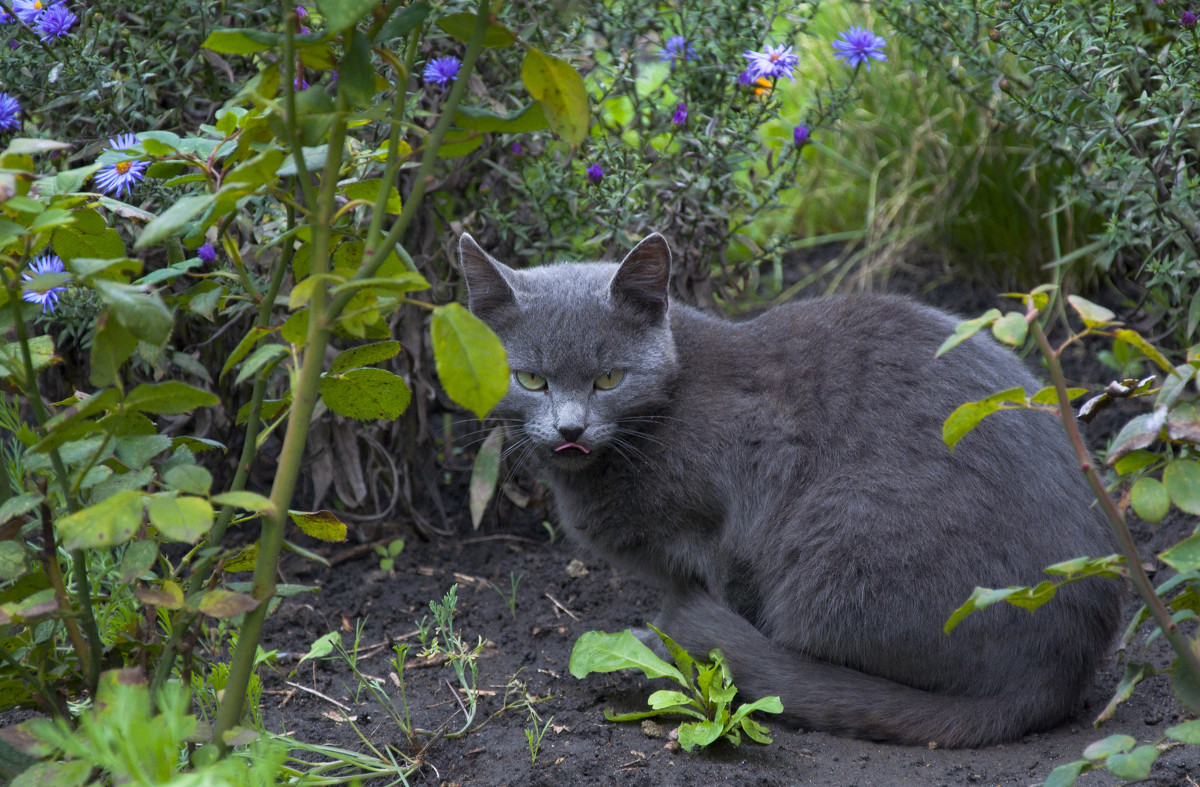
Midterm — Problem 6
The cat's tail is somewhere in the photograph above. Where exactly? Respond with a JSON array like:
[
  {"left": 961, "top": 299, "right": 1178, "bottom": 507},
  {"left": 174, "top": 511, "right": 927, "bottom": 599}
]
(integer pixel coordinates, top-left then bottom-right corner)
[{"left": 659, "top": 593, "right": 1080, "bottom": 748}]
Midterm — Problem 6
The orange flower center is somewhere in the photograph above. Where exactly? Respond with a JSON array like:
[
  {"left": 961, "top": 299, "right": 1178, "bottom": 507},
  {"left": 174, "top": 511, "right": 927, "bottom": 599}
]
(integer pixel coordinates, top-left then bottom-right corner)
[
  {"left": 753, "top": 77, "right": 773, "bottom": 97},
  {"left": 34, "top": 1, "right": 43, "bottom": 9},
  {"left": 115, "top": 161, "right": 132, "bottom": 174}
]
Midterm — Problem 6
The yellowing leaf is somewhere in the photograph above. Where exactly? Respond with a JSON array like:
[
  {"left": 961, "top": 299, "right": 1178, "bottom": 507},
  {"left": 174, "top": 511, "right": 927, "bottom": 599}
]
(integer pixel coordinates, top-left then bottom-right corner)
[
  {"left": 521, "top": 48, "right": 589, "bottom": 146},
  {"left": 288, "top": 509, "right": 348, "bottom": 542}
]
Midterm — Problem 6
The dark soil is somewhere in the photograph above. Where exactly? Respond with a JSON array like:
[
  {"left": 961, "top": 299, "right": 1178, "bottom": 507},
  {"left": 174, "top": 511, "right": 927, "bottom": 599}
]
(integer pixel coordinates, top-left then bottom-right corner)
[{"left": 260, "top": 508, "right": 1197, "bottom": 787}]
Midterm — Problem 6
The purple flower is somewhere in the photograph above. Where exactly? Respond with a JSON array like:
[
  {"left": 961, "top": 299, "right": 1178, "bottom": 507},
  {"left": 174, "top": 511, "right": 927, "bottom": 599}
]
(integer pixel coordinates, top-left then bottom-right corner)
[
  {"left": 660, "top": 35, "right": 696, "bottom": 63},
  {"left": 0, "top": 9, "right": 11, "bottom": 23},
  {"left": 13, "top": 0, "right": 51, "bottom": 25},
  {"left": 832, "top": 26, "right": 888, "bottom": 71},
  {"left": 743, "top": 44, "right": 799, "bottom": 81},
  {"left": 671, "top": 102, "right": 687, "bottom": 126},
  {"left": 1182, "top": 11, "right": 1198, "bottom": 27},
  {"left": 585, "top": 163, "right": 603, "bottom": 183},
  {"left": 293, "top": 75, "right": 309, "bottom": 91},
  {"left": 35, "top": 2, "right": 74, "bottom": 40},
  {"left": 0, "top": 93, "right": 21, "bottom": 132},
  {"left": 197, "top": 243, "right": 217, "bottom": 264},
  {"left": 510, "top": 141, "right": 523, "bottom": 156},
  {"left": 423, "top": 56, "right": 461, "bottom": 89},
  {"left": 296, "top": 5, "right": 308, "bottom": 17},
  {"left": 21, "top": 254, "right": 70, "bottom": 314},
  {"left": 108, "top": 133, "right": 139, "bottom": 151},
  {"left": 793, "top": 124, "right": 810, "bottom": 146},
  {"left": 93, "top": 134, "right": 148, "bottom": 198}
]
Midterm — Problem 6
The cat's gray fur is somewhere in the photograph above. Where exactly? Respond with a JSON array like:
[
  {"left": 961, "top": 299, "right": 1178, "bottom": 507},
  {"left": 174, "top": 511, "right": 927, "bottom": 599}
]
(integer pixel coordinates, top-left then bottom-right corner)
[{"left": 458, "top": 232, "right": 1122, "bottom": 748}]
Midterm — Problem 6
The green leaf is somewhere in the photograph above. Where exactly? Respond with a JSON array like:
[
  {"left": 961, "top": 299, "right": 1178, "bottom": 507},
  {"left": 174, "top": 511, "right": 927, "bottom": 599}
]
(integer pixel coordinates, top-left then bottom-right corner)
[
  {"left": 9, "top": 759, "right": 92, "bottom": 787},
  {"left": 0, "top": 541, "right": 27, "bottom": 581},
  {"left": 89, "top": 314, "right": 137, "bottom": 387},
  {"left": 380, "top": 1, "right": 429, "bottom": 38},
  {"left": 1165, "top": 718, "right": 1200, "bottom": 744},
  {"left": 163, "top": 464, "right": 214, "bottom": 496},
  {"left": 318, "top": 367, "right": 411, "bottom": 420},
  {"left": 646, "top": 689, "right": 699, "bottom": 712},
  {"left": 125, "top": 381, "right": 219, "bottom": 414},
  {"left": 135, "top": 194, "right": 216, "bottom": 249},
  {"left": 288, "top": 509, "right": 348, "bottom": 542},
  {"left": 1104, "top": 745, "right": 1158, "bottom": 780},
  {"left": 1163, "top": 459, "right": 1200, "bottom": 515},
  {"left": 942, "top": 387, "right": 1026, "bottom": 450},
  {"left": 147, "top": 494, "right": 215, "bottom": 543},
  {"left": 935, "top": 309, "right": 1001, "bottom": 357},
  {"left": 678, "top": 719, "right": 725, "bottom": 751},
  {"left": 134, "top": 579, "right": 185, "bottom": 609},
  {"left": 469, "top": 427, "right": 503, "bottom": 529},
  {"left": 436, "top": 129, "right": 484, "bottom": 159},
  {"left": 338, "top": 28, "right": 376, "bottom": 108},
  {"left": 0, "top": 492, "right": 44, "bottom": 524},
  {"left": 3, "top": 138, "right": 71, "bottom": 156},
  {"left": 1042, "top": 760, "right": 1088, "bottom": 787},
  {"left": 1130, "top": 476, "right": 1170, "bottom": 523},
  {"left": 211, "top": 491, "right": 274, "bottom": 513},
  {"left": 29, "top": 208, "right": 75, "bottom": 232},
  {"left": 454, "top": 103, "right": 549, "bottom": 133},
  {"left": 220, "top": 327, "right": 276, "bottom": 380},
  {"left": 119, "top": 539, "right": 158, "bottom": 582},
  {"left": 192, "top": 588, "right": 261, "bottom": 619},
  {"left": 93, "top": 280, "right": 174, "bottom": 344},
  {"left": 298, "top": 631, "right": 341, "bottom": 667},
  {"left": 1082, "top": 734, "right": 1136, "bottom": 760},
  {"left": 436, "top": 13, "right": 515, "bottom": 46},
  {"left": 330, "top": 339, "right": 401, "bottom": 374},
  {"left": 1093, "top": 662, "right": 1152, "bottom": 724},
  {"left": 52, "top": 225, "right": 126, "bottom": 263},
  {"left": 568, "top": 629, "right": 685, "bottom": 684},
  {"left": 115, "top": 434, "right": 172, "bottom": 469},
  {"left": 521, "top": 48, "right": 589, "bottom": 146},
  {"left": 316, "top": 0, "right": 378, "bottom": 30},
  {"left": 67, "top": 256, "right": 142, "bottom": 283},
  {"left": 1113, "top": 449, "right": 1159, "bottom": 476},
  {"left": 1112, "top": 329, "right": 1173, "bottom": 373},
  {"left": 1067, "top": 295, "right": 1117, "bottom": 328},
  {"left": 431, "top": 303, "right": 509, "bottom": 419},
  {"left": 341, "top": 179, "right": 403, "bottom": 214},
  {"left": 1161, "top": 534, "right": 1200, "bottom": 574},
  {"left": 0, "top": 334, "right": 56, "bottom": 384},
  {"left": 1030, "top": 386, "right": 1087, "bottom": 405},
  {"left": 233, "top": 343, "right": 289, "bottom": 387},
  {"left": 201, "top": 29, "right": 281, "bottom": 55},
  {"left": 58, "top": 489, "right": 144, "bottom": 550},
  {"left": 991, "top": 309, "right": 1027, "bottom": 343}
]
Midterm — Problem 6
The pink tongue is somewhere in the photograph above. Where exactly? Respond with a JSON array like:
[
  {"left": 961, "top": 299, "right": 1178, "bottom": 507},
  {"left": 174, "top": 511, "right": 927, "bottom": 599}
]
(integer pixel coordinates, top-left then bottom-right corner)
[{"left": 554, "top": 442, "right": 590, "bottom": 454}]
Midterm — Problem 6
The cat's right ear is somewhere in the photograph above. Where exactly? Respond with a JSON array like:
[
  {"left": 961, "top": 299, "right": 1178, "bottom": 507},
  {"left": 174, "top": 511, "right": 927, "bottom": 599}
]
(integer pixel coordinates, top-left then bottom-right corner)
[
  {"left": 458, "top": 233, "right": 517, "bottom": 323},
  {"left": 610, "top": 233, "right": 671, "bottom": 322}
]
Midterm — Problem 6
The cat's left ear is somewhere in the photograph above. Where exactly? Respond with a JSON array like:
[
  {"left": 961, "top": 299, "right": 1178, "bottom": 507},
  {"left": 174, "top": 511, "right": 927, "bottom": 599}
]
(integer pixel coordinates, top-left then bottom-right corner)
[{"left": 610, "top": 233, "right": 671, "bottom": 321}]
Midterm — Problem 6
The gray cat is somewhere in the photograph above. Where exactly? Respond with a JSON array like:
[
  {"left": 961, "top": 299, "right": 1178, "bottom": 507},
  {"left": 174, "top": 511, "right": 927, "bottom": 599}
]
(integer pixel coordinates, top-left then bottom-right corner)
[{"left": 458, "top": 231, "right": 1122, "bottom": 747}]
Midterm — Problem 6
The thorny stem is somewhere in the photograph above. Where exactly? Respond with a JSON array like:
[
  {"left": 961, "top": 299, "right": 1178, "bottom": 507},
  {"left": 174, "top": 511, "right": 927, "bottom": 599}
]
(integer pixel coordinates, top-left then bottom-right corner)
[{"left": 1031, "top": 319, "right": 1200, "bottom": 696}]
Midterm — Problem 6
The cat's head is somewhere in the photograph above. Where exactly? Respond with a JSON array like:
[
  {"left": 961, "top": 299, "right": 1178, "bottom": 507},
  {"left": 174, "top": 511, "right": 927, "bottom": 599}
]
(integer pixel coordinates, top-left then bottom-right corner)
[{"left": 458, "top": 233, "right": 678, "bottom": 471}]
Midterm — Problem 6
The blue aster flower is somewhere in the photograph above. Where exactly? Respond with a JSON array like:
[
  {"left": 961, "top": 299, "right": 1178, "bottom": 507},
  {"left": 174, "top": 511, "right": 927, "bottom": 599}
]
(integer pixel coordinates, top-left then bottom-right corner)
[
  {"left": 585, "top": 163, "right": 603, "bottom": 183},
  {"left": 0, "top": 9, "right": 12, "bottom": 23},
  {"left": 423, "top": 56, "right": 461, "bottom": 89},
  {"left": 0, "top": 93, "right": 21, "bottom": 132},
  {"left": 793, "top": 124, "right": 810, "bottom": 146},
  {"left": 93, "top": 134, "right": 149, "bottom": 198},
  {"left": 35, "top": 2, "right": 75, "bottom": 40},
  {"left": 21, "top": 254, "right": 70, "bottom": 314},
  {"left": 197, "top": 243, "right": 217, "bottom": 264},
  {"left": 671, "top": 102, "right": 687, "bottom": 126},
  {"left": 660, "top": 35, "right": 696, "bottom": 64},
  {"left": 13, "top": 0, "right": 53, "bottom": 25},
  {"left": 743, "top": 43, "right": 799, "bottom": 81},
  {"left": 832, "top": 26, "right": 888, "bottom": 71}
]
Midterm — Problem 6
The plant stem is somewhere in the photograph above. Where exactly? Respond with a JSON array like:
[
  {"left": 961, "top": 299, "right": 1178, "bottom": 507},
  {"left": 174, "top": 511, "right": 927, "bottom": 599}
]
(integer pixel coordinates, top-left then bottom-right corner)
[
  {"left": 1031, "top": 319, "right": 1200, "bottom": 696},
  {"left": 211, "top": 55, "right": 351, "bottom": 752}
]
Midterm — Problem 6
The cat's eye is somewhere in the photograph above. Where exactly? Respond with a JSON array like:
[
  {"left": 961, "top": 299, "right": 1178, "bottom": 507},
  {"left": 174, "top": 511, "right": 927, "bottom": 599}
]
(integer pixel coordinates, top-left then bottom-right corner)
[
  {"left": 515, "top": 370, "right": 547, "bottom": 391},
  {"left": 594, "top": 368, "right": 626, "bottom": 390}
]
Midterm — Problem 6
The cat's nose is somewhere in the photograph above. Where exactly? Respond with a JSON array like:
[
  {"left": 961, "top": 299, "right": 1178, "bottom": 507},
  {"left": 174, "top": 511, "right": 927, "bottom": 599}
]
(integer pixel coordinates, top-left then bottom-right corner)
[{"left": 558, "top": 426, "right": 584, "bottom": 443}]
